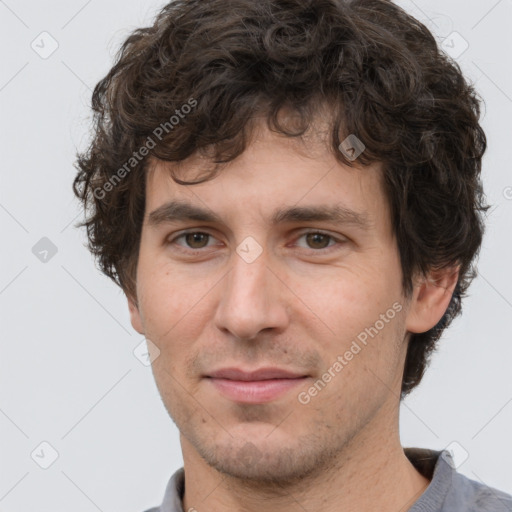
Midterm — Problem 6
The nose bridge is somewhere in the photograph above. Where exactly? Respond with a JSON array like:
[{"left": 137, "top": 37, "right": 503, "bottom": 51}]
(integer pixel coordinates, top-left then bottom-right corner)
[{"left": 214, "top": 244, "right": 288, "bottom": 340}]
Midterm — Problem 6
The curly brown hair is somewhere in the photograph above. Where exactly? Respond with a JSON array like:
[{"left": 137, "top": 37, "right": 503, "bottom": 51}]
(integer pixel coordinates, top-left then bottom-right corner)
[{"left": 73, "top": 0, "right": 489, "bottom": 398}]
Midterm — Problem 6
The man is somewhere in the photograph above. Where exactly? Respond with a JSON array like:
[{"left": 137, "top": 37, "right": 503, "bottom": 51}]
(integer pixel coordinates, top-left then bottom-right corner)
[{"left": 73, "top": 0, "right": 512, "bottom": 510}]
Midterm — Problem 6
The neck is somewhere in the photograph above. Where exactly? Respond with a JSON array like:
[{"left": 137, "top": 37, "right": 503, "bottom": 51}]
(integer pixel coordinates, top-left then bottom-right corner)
[{"left": 180, "top": 403, "right": 430, "bottom": 512}]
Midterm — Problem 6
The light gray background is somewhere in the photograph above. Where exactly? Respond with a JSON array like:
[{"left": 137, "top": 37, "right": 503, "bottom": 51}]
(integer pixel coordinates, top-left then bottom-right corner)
[{"left": 1, "top": 0, "right": 511, "bottom": 510}]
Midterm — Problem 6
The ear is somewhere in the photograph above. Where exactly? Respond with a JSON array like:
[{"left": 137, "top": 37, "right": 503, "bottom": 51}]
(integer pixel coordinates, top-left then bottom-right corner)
[
  {"left": 127, "top": 294, "right": 145, "bottom": 335},
  {"left": 405, "top": 265, "right": 460, "bottom": 334}
]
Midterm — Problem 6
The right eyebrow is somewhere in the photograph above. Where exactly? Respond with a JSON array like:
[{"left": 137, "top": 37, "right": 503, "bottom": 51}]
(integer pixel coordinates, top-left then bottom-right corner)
[{"left": 148, "top": 200, "right": 222, "bottom": 226}]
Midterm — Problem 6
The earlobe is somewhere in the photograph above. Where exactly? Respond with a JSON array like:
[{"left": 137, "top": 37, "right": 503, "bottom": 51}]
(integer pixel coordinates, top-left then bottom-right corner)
[
  {"left": 127, "top": 295, "right": 145, "bottom": 335},
  {"left": 405, "top": 265, "right": 460, "bottom": 334}
]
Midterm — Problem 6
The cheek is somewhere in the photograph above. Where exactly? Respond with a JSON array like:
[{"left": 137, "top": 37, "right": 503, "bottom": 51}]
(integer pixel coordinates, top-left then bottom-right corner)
[
  {"left": 137, "top": 264, "right": 188, "bottom": 339},
  {"left": 294, "top": 270, "right": 385, "bottom": 334},
  {"left": 137, "top": 261, "right": 217, "bottom": 358},
  {"left": 296, "top": 267, "right": 405, "bottom": 371}
]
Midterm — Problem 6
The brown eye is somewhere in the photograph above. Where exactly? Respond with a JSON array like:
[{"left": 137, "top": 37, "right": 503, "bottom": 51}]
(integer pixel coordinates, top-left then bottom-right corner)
[
  {"left": 183, "top": 232, "right": 210, "bottom": 249},
  {"left": 293, "top": 230, "right": 347, "bottom": 254},
  {"left": 304, "top": 232, "right": 333, "bottom": 249}
]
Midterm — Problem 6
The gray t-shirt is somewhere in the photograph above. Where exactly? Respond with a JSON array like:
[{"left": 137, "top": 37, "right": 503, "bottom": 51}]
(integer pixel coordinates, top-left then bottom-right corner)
[{"left": 144, "top": 448, "right": 512, "bottom": 511}]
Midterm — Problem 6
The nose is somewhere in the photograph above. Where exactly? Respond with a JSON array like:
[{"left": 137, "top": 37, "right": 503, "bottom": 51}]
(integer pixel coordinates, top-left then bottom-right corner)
[{"left": 213, "top": 247, "right": 289, "bottom": 341}]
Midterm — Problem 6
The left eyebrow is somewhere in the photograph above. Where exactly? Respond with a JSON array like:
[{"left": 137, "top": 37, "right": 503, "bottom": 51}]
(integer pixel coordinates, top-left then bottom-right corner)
[
  {"left": 147, "top": 199, "right": 371, "bottom": 230},
  {"left": 270, "top": 205, "right": 371, "bottom": 230}
]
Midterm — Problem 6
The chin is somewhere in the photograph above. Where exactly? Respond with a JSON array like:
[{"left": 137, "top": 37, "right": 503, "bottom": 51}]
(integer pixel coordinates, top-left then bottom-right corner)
[{"left": 193, "top": 435, "right": 337, "bottom": 486}]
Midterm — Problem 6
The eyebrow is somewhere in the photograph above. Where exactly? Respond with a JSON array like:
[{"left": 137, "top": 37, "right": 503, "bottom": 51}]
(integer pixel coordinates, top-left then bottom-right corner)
[{"left": 147, "top": 199, "right": 371, "bottom": 230}]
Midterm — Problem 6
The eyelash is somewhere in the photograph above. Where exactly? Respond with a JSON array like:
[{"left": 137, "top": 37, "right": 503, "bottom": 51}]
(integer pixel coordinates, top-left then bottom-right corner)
[{"left": 167, "top": 230, "right": 346, "bottom": 255}]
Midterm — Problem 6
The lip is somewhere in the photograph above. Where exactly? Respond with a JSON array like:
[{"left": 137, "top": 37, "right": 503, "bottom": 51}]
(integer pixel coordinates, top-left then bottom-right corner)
[
  {"left": 205, "top": 367, "right": 309, "bottom": 404},
  {"left": 207, "top": 367, "right": 307, "bottom": 381}
]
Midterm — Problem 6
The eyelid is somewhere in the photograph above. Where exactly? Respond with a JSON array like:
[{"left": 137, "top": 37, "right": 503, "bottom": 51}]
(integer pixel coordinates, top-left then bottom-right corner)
[
  {"left": 167, "top": 229, "right": 221, "bottom": 249},
  {"left": 291, "top": 229, "right": 347, "bottom": 251}
]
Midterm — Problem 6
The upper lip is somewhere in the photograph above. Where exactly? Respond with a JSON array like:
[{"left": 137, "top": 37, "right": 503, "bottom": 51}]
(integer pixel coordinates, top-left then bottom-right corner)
[{"left": 206, "top": 367, "right": 308, "bottom": 381}]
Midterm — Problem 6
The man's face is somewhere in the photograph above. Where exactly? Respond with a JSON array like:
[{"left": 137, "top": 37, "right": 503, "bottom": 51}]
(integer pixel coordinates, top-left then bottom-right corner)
[{"left": 130, "top": 124, "right": 413, "bottom": 483}]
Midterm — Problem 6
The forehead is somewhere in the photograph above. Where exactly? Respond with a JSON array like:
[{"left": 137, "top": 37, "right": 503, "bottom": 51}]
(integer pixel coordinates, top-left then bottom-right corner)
[{"left": 144, "top": 123, "right": 389, "bottom": 232}]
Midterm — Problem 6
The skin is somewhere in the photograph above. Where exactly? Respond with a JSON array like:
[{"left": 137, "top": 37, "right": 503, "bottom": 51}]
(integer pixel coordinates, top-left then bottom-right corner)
[{"left": 128, "top": 120, "right": 459, "bottom": 512}]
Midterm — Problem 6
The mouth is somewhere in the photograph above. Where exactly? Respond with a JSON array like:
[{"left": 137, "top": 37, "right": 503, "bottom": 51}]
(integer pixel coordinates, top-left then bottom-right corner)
[{"left": 204, "top": 367, "right": 310, "bottom": 404}]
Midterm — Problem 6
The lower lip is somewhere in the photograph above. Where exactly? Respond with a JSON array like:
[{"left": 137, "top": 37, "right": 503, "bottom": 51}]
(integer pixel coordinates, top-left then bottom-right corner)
[{"left": 207, "top": 377, "right": 308, "bottom": 403}]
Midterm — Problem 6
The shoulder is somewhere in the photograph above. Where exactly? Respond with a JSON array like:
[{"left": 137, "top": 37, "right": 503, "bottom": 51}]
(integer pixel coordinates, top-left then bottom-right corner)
[
  {"left": 444, "top": 470, "right": 512, "bottom": 511},
  {"left": 139, "top": 467, "right": 185, "bottom": 512},
  {"left": 405, "top": 447, "right": 512, "bottom": 512}
]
